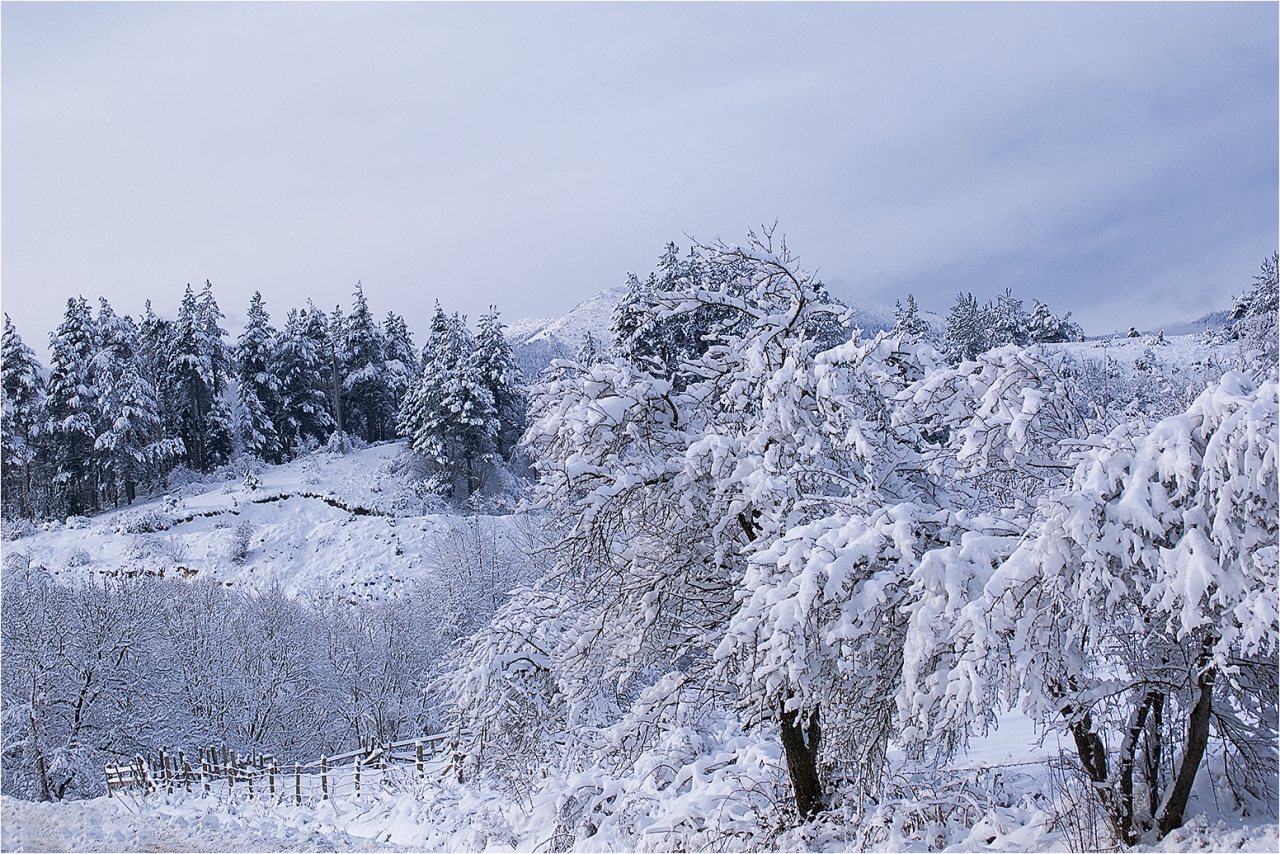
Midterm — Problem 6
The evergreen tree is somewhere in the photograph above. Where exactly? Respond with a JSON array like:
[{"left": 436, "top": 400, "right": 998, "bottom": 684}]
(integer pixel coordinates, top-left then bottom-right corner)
[
  {"left": 382, "top": 311, "right": 420, "bottom": 418},
  {"left": 1229, "top": 251, "right": 1279, "bottom": 381},
  {"left": 576, "top": 331, "right": 602, "bottom": 366},
  {"left": 892, "top": 293, "right": 930, "bottom": 343},
  {"left": 235, "top": 292, "right": 284, "bottom": 463},
  {"left": 473, "top": 306, "right": 526, "bottom": 460},
  {"left": 985, "top": 288, "right": 1029, "bottom": 347},
  {"left": 136, "top": 300, "right": 179, "bottom": 450},
  {"left": 2, "top": 314, "right": 46, "bottom": 519},
  {"left": 398, "top": 310, "right": 496, "bottom": 501},
  {"left": 92, "top": 299, "right": 179, "bottom": 505},
  {"left": 942, "top": 292, "right": 986, "bottom": 364},
  {"left": 1027, "top": 299, "right": 1083, "bottom": 344},
  {"left": 275, "top": 307, "right": 336, "bottom": 455},
  {"left": 341, "top": 283, "right": 394, "bottom": 443},
  {"left": 171, "top": 283, "right": 233, "bottom": 472},
  {"left": 44, "top": 297, "right": 100, "bottom": 515}
]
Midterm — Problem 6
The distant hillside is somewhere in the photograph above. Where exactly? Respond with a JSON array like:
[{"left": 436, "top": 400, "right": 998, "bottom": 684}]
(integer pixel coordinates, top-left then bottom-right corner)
[{"left": 1155, "top": 308, "right": 1232, "bottom": 337}]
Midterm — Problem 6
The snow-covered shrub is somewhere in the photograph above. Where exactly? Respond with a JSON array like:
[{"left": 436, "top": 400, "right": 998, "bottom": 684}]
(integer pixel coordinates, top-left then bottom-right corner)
[
  {"left": 1, "top": 516, "right": 35, "bottom": 541},
  {"left": 63, "top": 548, "right": 91, "bottom": 568},
  {"left": 64, "top": 515, "right": 91, "bottom": 530},
  {"left": 166, "top": 465, "right": 204, "bottom": 490},
  {"left": 113, "top": 506, "right": 172, "bottom": 534},
  {"left": 226, "top": 517, "right": 253, "bottom": 564}
]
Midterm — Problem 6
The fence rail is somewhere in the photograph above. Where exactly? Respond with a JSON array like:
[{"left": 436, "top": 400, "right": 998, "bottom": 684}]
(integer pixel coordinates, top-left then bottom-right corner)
[{"left": 105, "top": 732, "right": 465, "bottom": 804}]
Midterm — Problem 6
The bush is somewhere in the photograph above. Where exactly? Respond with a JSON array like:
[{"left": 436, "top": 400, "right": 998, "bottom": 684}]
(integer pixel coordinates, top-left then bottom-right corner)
[
  {"left": 227, "top": 517, "right": 253, "bottom": 565},
  {"left": 113, "top": 506, "right": 173, "bottom": 534}
]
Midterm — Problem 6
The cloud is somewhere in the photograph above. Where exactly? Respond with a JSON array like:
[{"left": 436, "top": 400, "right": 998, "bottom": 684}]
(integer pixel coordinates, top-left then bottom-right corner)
[{"left": 2, "top": 3, "right": 1275, "bottom": 354}]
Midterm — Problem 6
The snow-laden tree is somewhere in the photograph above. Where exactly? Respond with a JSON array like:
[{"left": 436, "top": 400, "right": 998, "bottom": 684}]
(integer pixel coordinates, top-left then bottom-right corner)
[
  {"left": 235, "top": 292, "right": 284, "bottom": 463},
  {"left": 473, "top": 306, "right": 525, "bottom": 460},
  {"left": 901, "top": 372, "right": 1279, "bottom": 841},
  {"left": 44, "top": 297, "right": 100, "bottom": 516},
  {"left": 275, "top": 306, "right": 336, "bottom": 455},
  {"left": 92, "top": 299, "right": 181, "bottom": 505},
  {"left": 1228, "top": 251, "right": 1278, "bottom": 382},
  {"left": 985, "top": 288, "right": 1029, "bottom": 348},
  {"left": 2, "top": 314, "right": 46, "bottom": 519},
  {"left": 171, "top": 283, "right": 233, "bottom": 472},
  {"left": 398, "top": 306, "right": 497, "bottom": 501},
  {"left": 892, "top": 293, "right": 931, "bottom": 344},
  {"left": 942, "top": 292, "right": 986, "bottom": 364},
  {"left": 341, "top": 283, "right": 395, "bottom": 443},
  {"left": 382, "top": 310, "right": 420, "bottom": 419},
  {"left": 575, "top": 331, "right": 603, "bottom": 366},
  {"left": 1, "top": 570, "right": 179, "bottom": 800},
  {"left": 1028, "top": 298, "right": 1083, "bottom": 344},
  {"left": 458, "top": 229, "right": 862, "bottom": 817},
  {"left": 894, "top": 344, "right": 1093, "bottom": 512}
]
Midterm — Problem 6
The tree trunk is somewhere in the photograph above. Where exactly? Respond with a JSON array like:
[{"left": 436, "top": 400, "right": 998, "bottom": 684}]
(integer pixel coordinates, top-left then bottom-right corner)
[
  {"left": 1145, "top": 693, "right": 1164, "bottom": 821},
  {"left": 1158, "top": 660, "right": 1215, "bottom": 837},
  {"left": 1119, "top": 690, "right": 1160, "bottom": 843},
  {"left": 779, "top": 696, "right": 824, "bottom": 820}
]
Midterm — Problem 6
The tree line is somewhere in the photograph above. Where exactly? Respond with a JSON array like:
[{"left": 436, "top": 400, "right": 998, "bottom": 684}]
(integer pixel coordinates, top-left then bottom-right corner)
[{"left": 1, "top": 281, "right": 525, "bottom": 521}]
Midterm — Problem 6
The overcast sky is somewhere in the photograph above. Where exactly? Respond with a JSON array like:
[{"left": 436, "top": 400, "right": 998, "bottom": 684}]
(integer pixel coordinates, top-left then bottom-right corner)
[{"left": 3, "top": 2, "right": 1276, "bottom": 356}]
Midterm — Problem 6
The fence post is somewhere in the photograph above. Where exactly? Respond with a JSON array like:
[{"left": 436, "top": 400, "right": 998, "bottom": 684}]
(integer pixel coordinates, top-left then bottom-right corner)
[
  {"left": 354, "top": 757, "right": 361, "bottom": 798},
  {"left": 269, "top": 758, "right": 276, "bottom": 797},
  {"left": 321, "top": 756, "right": 329, "bottom": 800},
  {"left": 228, "top": 751, "right": 236, "bottom": 791},
  {"left": 181, "top": 753, "right": 192, "bottom": 793},
  {"left": 247, "top": 757, "right": 254, "bottom": 799},
  {"left": 416, "top": 742, "right": 424, "bottom": 777},
  {"left": 295, "top": 763, "right": 302, "bottom": 806}
]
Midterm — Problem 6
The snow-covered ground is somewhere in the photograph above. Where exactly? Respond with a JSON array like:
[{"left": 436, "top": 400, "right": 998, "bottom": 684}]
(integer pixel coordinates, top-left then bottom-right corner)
[{"left": 3, "top": 440, "right": 529, "bottom": 598}]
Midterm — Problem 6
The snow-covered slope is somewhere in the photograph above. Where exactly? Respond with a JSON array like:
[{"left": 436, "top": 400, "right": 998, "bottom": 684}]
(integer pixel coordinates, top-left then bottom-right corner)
[{"left": 3, "top": 441, "right": 526, "bottom": 598}]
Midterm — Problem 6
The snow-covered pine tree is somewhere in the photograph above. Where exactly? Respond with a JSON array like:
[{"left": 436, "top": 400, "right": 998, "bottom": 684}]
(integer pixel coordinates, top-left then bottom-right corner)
[
  {"left": 892, "top": 293, "right": 931, "bottom": 343},
  {"left": 984, "top": 287, "right": 1029, "bottom": 347},
  {"left": 473, "top": 306, "right": 526, "bottom": 460},
  {"left": 1027, "top": 298, "right": 1083, "bottom": 343},
  {"left": 382, "top": 310, "right": 420, "bottom": 419},
  {"left": 575, "top": 331, "right": 602, "bottom": 366},
  {"left": 1229, "top": 251, "right": 1279, "bottom": 381},
  {"left": 136, "top": 301, "right": 179, "bottom": 452},
  {"left": 942, "top": 291, "right": 986, "bottom": 364},
  {"left": 44, "top": 297, "right": 100, "bottom": 516},
  {"left": 275, "top": 307, "right": 336, "bottom": 455},
  {"left": 92, "top": 299, "right": 180, "bottom": 506},
  {"left": 341, "top": 283, "right": 394, "bottom": 443},
  {"left": 398, "top": 308, "right": 496, "bottom": 501},
  {"left": 171, "top": 283, "right": 233, "bottom": 472},
  {"left": 2, "top": 314, "right": 46, "bottom": 519},
  {"left": 234, "top": 292, "right": 284, "bottom": 463}
]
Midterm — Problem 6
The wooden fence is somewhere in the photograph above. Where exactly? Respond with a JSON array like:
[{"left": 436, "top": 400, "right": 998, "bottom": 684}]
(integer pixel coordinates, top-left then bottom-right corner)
[{"left": 105, "top": 732, "right": 464, "bottom": 804}]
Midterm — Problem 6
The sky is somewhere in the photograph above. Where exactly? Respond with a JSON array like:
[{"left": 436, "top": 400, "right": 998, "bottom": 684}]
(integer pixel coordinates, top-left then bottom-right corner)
[{"left": 3, "top": 2, "right": 1276, "bottom": 357}]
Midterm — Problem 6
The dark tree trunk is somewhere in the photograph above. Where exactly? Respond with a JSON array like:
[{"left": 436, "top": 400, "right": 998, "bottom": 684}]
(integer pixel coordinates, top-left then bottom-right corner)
[
  {"left": 1145, "top": 693, "right": 1164, "bottom": 820},
  {"left": 1119, "top": 690, "right": 1161, "bottom": 843},
  {"left": 779, "top": 697, "right": 824, "bottom": 820},
  {"left": 1159, "top": 662, "right": 1215, "bottom": 837},
  {"left": 1071, "top": 711, "right": 1108, "bottom": 784}
]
